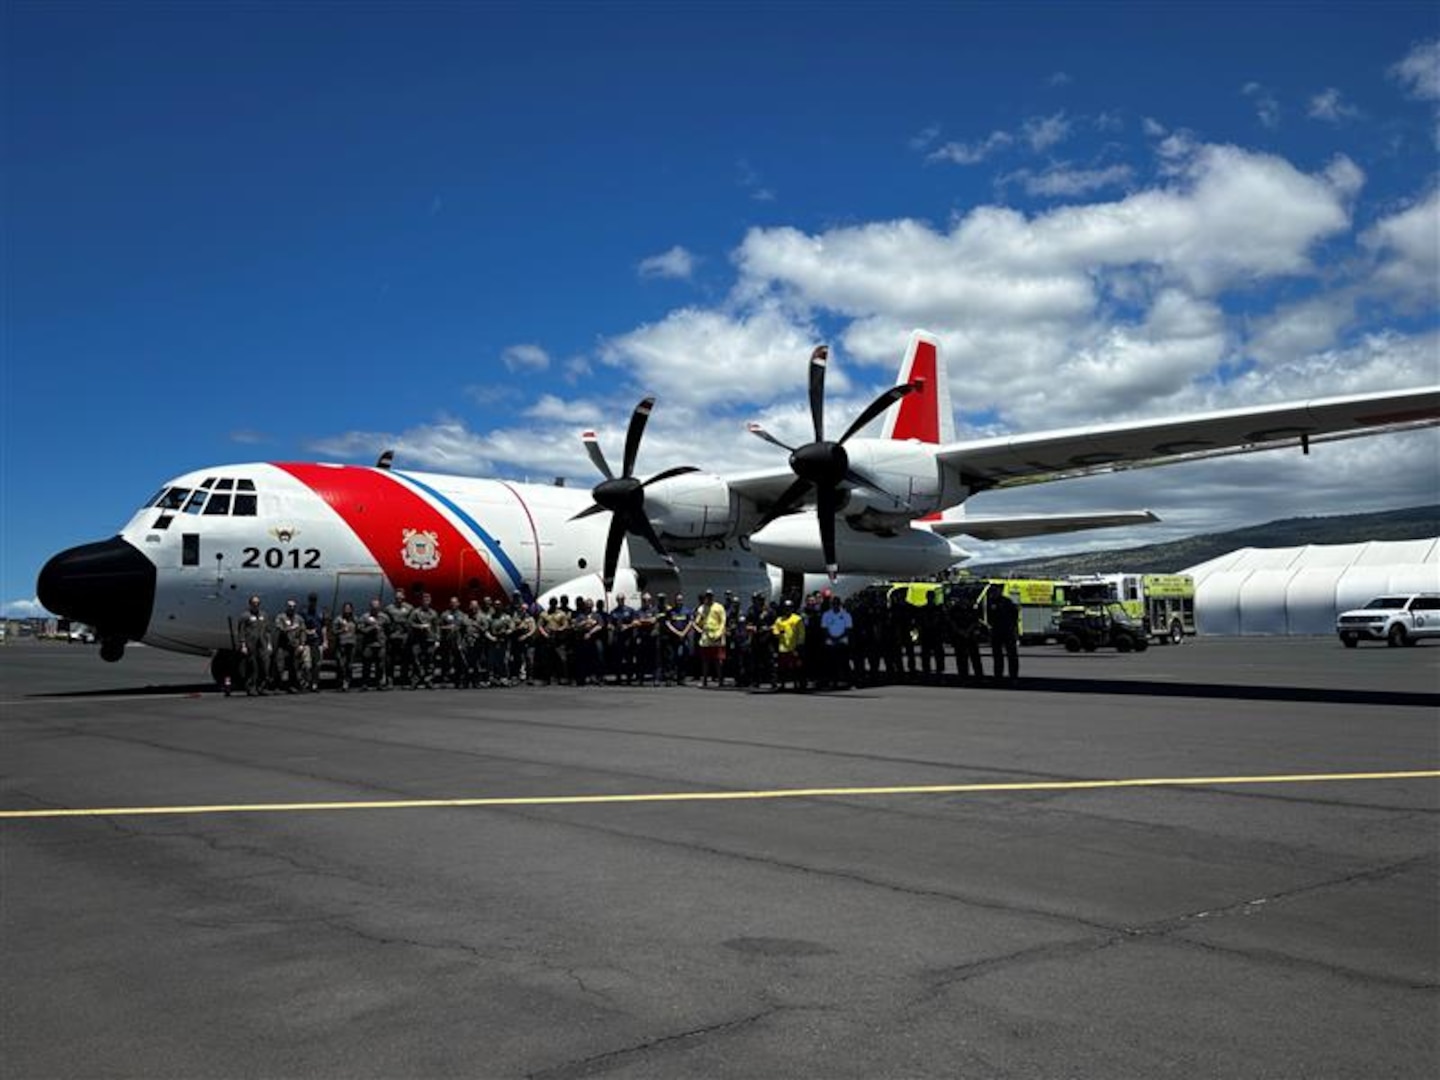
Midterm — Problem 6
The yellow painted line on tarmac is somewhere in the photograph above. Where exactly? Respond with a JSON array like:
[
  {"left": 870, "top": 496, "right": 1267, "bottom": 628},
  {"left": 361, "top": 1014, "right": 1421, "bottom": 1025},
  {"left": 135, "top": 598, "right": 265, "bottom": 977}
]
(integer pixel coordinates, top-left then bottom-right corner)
[{"left": 2, "top": 770, "right": 1437, "bottom": 821}]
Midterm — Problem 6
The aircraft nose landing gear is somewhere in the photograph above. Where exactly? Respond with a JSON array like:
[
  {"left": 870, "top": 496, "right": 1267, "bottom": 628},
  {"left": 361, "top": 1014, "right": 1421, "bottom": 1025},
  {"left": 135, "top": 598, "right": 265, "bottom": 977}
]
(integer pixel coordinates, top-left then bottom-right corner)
[{"left": 99, "top": 637, "right": 126, "bottom": 663}]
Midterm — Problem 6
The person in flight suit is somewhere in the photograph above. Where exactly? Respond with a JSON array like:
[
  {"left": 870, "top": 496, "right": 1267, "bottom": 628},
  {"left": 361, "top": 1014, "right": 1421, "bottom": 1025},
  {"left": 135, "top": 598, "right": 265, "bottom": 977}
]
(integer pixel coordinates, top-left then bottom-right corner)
[
  {"left": 537, "top": 597, "right": 571, "bottom": 685},
  {"left": 383, "top": 590, "right": 413, "bottom": 689},
  {"left": 236, "top": 595, "right": 270, "bottom": 696},
  {"left": 661, "top": 595, "right": 691, "bottom": 685},
  {"left": 271, "top": 598, "right": 305, "bottom": 693},
  {"left": 438, "top": 596, "right": 467, "bottom": 687},
  {"left": 513, "top": 600, "right": 539, "bottom": 684},
  {"left": 949, "top": 589, "right": 985, "bottom": 684},
  {"left": 408, "top": 592, "right": 439, "bottom": 689},
  {"left": 332, "top": 601, "right": 358, "bottom": 691},
  {"left": 357, "top": 598, "right": 388, "bottom": 690},
  {"left": 488, "top": 597, "right": 515, "bottom": 686}
]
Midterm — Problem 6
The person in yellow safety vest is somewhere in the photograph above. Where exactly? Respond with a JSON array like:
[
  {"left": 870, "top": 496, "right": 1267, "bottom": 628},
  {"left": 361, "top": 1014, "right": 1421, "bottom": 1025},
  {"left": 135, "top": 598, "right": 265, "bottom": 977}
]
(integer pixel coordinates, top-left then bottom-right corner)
[{"left": 772, "top": 599, "right": 807, "bottom": 692}]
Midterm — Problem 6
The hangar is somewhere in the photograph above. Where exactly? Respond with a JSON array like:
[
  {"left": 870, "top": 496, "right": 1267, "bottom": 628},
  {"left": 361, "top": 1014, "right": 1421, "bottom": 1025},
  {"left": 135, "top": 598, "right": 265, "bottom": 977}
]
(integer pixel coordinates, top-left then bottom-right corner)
[{"left": 1185, "top": 538, "right": 1440, "bottom": 636}]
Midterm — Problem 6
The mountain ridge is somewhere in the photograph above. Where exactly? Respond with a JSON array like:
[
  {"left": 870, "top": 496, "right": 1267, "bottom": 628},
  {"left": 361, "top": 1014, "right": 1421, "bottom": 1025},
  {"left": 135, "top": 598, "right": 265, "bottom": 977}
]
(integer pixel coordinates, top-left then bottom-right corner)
[{"left": 964, "top": 505, "right": 1439, "bottom": 578}]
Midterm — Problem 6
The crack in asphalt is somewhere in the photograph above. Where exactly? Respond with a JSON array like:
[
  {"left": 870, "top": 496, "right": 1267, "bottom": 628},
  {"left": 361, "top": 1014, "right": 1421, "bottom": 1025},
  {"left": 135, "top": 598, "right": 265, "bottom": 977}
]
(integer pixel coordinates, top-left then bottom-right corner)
[{"left": 524, "top": 1006, "right": 787, "bottom": 1080}]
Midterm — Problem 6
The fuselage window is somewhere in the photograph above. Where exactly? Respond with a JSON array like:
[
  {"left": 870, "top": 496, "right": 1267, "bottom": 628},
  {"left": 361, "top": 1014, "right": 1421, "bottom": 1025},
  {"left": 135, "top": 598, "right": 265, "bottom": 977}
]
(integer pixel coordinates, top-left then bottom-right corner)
[
  {"left": 153, "top": 513, "right": 174, "bottom": 530},
  {"left": 183, "top": 491, "right": 207, "bottom": 514},
  {"left": 237, "top": 478, "right": 256, "bottom": 491},
  {"left": 216, "top": 478, "right": 234, "bottom": 490},
  {"left": 232, "top": 494, "right": 258, "bottom": 516},
  {"left": 182, "top": 533, "right": 200, "bottom": 566},
  {"left": 203, "top": 493, "right": 231, "bottom": 515},
  {"left": 158, "top": 487, "right": 191, "bottom": 511}
]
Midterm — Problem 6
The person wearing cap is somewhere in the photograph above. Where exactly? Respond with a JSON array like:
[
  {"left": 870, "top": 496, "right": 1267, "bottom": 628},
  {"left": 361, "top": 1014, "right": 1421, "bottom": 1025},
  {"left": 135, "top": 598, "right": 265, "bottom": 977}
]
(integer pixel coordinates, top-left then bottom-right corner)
[
  {"left": 692, "top": 589, "right": 727, "bottom": 687},
  {"left": 772, "top": 599, "right": 807, "bottom": 692},
  {"left": 661, "top": 593, "right": 691, "bottom": 684},
  {"left": 820, "top": 594, "right": 854, "bottom": 690},
  {"left": 633, "top": 592, "right": 659, "bottom": 685},
  {"left": 747, "top": 591, "right": 776, "bottom": 689},
  {"left": 609, "top": 592, "right": 636, "bottom": 684}
]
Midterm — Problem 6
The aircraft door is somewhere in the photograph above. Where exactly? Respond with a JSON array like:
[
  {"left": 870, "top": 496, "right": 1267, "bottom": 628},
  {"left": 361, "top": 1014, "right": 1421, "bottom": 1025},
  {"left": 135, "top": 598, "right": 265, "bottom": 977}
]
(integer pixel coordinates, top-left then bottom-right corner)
[{"left": 331, "top": 571, "right": 387, "bottom": 617}]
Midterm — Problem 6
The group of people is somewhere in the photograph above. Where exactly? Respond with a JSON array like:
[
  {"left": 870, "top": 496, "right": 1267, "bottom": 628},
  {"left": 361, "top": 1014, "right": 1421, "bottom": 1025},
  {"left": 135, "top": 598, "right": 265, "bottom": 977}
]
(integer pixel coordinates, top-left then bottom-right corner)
[{"left": 227, "top": 584, "right": 1021, "bottom": 696}]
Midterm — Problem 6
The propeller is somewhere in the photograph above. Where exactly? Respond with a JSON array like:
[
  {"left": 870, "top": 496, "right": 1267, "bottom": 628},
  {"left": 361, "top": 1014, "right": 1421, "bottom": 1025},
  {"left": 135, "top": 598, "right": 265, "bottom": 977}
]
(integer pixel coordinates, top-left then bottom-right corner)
[
  {"left": 748, "top": 345, "right": 921, "bottom": 578},
  {"left": 571, "top": 397, "right": 699, "bottom": 592}
]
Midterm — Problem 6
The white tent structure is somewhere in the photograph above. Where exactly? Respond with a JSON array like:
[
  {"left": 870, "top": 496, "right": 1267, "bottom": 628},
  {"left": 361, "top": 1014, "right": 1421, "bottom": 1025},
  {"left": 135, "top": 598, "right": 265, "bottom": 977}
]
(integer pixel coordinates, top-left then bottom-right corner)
[{"left": 1185, "top": 538, "right": 1440, "bottom": 636}]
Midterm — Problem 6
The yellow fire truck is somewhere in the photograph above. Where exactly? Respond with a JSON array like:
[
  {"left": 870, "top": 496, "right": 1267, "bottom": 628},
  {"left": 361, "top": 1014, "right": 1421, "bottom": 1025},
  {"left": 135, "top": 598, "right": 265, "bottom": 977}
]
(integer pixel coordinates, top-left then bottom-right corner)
[{"left": 1067, "top": 573, "right": 1197, "bottom": 644}]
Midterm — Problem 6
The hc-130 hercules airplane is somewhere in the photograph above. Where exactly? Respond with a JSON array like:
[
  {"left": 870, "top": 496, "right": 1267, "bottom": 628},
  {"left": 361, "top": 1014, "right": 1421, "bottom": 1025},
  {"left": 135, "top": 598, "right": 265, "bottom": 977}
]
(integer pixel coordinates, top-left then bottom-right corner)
[{"left": 38, "top": 330, "right": 1440, "bottom": 673}]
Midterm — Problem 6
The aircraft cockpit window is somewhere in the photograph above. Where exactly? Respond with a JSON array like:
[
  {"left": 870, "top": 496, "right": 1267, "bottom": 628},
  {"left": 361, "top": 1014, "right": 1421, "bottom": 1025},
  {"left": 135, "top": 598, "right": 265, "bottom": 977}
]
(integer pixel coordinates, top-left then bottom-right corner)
[
  {"left": 157, "top": 487, "right": 191, "bottom": 510},
  {"left": 144, "top": 487, "right": 167, "bottom": 508},
  {"left": 232, "top": 494, "right": 258, "bottom": 516},
  {"left": 203, "top": 493, "right": 231, "bottom": 515},
  {"left": 237, "top": 479, "right": 256, "bottom": 491},
  {"left": 216, "top": 478, "right": 234, "bottom": 490},
  {"left": 153, "top": 513, "right": 174, "bottom": 530},
  {"left": 183, "top": 491, "right": 207, "bottom": 515},
  {"left": 200, "top": 477, "right": 216, "bottom": 489}
]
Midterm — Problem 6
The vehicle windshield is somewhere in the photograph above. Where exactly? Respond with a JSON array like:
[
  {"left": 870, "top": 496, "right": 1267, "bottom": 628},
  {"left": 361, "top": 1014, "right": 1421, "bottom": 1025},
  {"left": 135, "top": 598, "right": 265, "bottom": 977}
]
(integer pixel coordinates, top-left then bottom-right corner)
[{"left": 1362, "top": 597, "right": 1407, "bottom": 610}]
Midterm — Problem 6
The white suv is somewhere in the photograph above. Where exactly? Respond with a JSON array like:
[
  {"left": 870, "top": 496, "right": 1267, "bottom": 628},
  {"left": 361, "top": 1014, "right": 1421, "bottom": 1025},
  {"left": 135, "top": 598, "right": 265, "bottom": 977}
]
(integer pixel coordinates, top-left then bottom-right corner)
[{"left": 1335, "top": 594, "right": 1440, "bottom": 648}]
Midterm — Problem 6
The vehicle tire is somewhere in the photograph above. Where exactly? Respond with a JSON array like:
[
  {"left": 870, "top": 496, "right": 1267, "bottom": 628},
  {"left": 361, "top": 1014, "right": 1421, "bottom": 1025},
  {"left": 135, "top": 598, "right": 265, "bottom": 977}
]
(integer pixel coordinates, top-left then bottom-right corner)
[
  {"left": 1169, "top": 621, "right": 1184, "bottom": 645},
  {"left": 1387, "top": 624, "right": 1406, "bottom": 648},
  {"left": 1083, "top": 639, "right": 1098, "bottom": 653},
  {"left": 1116, "top": 636, "right": 1133, "bottom": 653},
  {"left": 1135, "top": 638, "right": 1149, "bottom": 652},
  {"left": 99, "top": 638, "right": 125, "bottom": 663},
  {"left": 1064, "top": 635, "right": 1081, "bottom": 653},
  {"left": 1340, "top": 633, "right": 1358, "bottom": 648}
]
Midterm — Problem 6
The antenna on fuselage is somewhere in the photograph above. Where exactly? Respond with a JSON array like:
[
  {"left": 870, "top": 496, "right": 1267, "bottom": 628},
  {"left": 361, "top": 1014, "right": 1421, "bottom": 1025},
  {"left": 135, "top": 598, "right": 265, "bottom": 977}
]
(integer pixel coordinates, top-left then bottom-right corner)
[{"left": 376, "top": 450, "right": 395, "bottom": 470}]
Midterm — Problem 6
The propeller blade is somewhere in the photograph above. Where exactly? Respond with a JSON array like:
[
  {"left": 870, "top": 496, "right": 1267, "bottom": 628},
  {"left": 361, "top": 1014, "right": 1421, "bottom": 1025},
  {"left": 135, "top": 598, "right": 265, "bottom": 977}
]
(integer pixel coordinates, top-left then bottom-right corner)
[
  {"left": 640, "top": 465, "right": 701, "bottom": 488},
  {"left": 630, "top": 511, "right": 676, "bottom": 567},
  {"left": 837, "top": 382, "right": 921, "bottom": 445},
  {"left": 808, "top": 346, "right": 828, "bottom": 442},
  {"left": 601, "top": 513, "right": 627, "bottom": 593},
  {"left": 582, "top": 431, "right": 614, "bottom": 481},
  {"left": 621, "top": 397, "right": 655, "bottom": 479},
  {"left": 815, "top": 483, "right": 840, "bottom": 579},
  {"left": 569, "top": 502, "right": 608, "bottom": 522},
  {"left": 746, "top": 422, "right": 796, "bottom": 453},
  {"left": 752, "top": 476, "right": 813, "bottom": 533}
]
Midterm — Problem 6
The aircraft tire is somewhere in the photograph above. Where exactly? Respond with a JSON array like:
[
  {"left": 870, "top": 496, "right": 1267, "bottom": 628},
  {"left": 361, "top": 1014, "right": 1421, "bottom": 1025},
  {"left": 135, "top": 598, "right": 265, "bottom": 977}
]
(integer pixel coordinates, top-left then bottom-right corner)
[
  {"left": 1169, "top": 621, "right": 1184, "bottom": 645},
  {"left": 211, "top": 650, "right": 240, "bottom": 686}
]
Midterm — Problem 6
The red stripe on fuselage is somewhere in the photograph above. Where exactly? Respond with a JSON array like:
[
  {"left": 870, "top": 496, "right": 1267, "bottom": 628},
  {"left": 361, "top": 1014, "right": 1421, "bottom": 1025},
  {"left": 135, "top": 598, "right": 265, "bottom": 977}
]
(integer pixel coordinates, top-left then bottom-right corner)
[
  {"left": 891, "top": 341, "right": 940, "bottom": 443},
  {"left": 275, "top": 463, "right": 505, "bottom": 601}
]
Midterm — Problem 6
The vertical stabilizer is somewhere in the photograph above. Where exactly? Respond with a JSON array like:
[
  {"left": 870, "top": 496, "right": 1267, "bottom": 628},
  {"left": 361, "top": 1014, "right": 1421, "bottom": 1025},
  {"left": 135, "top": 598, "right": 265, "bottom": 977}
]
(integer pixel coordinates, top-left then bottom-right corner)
[{"left": 881, "top": 330, "right": 954, "bottom": 444}]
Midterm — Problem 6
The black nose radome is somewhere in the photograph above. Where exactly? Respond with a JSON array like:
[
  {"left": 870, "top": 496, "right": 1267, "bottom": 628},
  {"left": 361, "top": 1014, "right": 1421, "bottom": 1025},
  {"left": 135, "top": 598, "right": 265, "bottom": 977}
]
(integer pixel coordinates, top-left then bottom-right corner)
[{"left": 37, "top": 537, "right": 156, "bottom": 643}]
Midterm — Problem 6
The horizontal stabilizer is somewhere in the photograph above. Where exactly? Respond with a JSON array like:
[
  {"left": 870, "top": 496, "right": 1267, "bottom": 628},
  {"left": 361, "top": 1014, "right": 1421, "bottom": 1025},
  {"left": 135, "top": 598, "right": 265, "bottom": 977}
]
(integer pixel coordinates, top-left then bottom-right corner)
[{"left": 923, "top": 510, "right": 1160, "bottom": 541}]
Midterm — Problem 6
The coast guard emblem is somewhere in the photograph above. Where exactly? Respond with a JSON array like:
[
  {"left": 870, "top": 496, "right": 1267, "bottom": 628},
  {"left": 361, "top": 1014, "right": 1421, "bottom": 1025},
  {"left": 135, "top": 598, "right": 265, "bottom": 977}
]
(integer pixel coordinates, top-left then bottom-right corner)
[{"left": 401, "top": 528, "right": 440, "bottom": 571}]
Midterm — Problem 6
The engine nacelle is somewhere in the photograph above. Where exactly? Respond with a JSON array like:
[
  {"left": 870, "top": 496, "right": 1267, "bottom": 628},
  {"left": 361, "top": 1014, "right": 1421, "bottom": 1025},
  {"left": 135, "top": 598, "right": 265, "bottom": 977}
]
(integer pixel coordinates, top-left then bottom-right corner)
[
  {"left": 748, "top": 514, "right": 961, "bottom": 576},
  {"left": 645, "top": 472, "right": 735, "bottom": 545}
]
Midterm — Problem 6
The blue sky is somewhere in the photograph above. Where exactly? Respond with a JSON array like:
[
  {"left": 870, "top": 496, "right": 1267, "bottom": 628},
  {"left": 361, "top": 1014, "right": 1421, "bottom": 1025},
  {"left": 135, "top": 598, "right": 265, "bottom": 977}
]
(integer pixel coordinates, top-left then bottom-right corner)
[{"left": 4, "top": 0, "right": 1438, "bottom": 615}]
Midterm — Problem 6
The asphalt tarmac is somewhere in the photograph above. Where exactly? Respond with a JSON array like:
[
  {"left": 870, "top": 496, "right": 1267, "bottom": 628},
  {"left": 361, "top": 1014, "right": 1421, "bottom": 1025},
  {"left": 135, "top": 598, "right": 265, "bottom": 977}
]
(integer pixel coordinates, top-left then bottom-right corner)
[{"left": 2, "top": 636, "right": 1437, "bottom": 1079}]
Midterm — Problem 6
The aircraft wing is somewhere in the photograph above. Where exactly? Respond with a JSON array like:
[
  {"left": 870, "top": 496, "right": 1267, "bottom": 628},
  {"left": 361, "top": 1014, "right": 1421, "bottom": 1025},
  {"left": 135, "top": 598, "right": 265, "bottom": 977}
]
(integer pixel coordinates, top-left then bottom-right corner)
[
  {"left": 936, "top": 386, "right": 1440, "bottom": 491},
  {"left": 923, "top": 510, "right": 1160, "bottom": 541}
]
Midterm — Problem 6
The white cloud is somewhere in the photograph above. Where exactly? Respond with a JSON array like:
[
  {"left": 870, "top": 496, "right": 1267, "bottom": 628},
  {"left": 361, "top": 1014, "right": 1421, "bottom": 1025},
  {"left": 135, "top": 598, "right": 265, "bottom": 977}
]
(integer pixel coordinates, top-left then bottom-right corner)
[
  {"left": 927, "top": 130, "right": 1013, "bottom": 165},
  {"left": 1390, "top": 38, "right": 1440, "bottom": 101},
  {"left": 2, "top": 597, "right": 47, "bottom": 618},
  {"left": 1022, "top": 112, "right": 1071, "bottom": 152},
  {"left": 1308, "top": 87, "right": 1360, "bottom": 123},
  {"left": 1004, "top": 163, "right": 1134, "bottom": 198},
  {"left": 524, "top": 394, "right": 604, "bottom": 424},
  {"left": 1047, "top": 71, "right": 1072, "bottom": 88},
  {"left": 908, "top": 125, "right": 941, "bottom": 151},
  {"left": 1361, "top": 187, "right": 1440, "bottom": 304},
  {"left": 502, "top": 343, "right": 550, "bottom": 372},
  {"left": 1242, "top": 82, "right": 1281, "bottom": 129},
  {"left": 638, "top": 245, "right": 698, "bottom": 280},
  {"left": 1141, "top": 117, "right": 1167, "bottom": 138}
]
